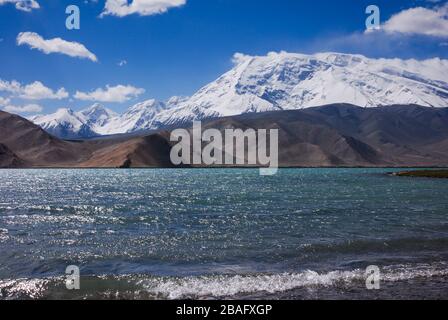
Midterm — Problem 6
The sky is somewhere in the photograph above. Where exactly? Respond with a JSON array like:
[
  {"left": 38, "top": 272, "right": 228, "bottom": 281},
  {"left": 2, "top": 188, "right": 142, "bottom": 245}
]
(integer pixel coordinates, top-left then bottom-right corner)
[{"left": 0, "top": 0, "right": 447, "bottom": 115}]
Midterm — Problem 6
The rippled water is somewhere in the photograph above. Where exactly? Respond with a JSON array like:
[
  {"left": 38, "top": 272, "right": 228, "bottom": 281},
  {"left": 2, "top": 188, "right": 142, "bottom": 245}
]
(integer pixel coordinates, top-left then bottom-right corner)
[{"left": 0, "top": 168, "right": 447, "bottom": 299}]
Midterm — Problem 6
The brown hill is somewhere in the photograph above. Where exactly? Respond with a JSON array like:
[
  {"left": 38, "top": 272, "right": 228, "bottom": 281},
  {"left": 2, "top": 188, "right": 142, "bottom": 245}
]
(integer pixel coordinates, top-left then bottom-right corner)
[
  {"left": 0, "top": 111, "right": 90, "bottom": 166},
  {"left": 199, "top": 104, "right": 448, "bottom": 167},
  {"left": 79, "top": 133, "right": 174, "bottom": 168},
  {"left": 0, "top": 110, "right": 173, "bottom": 168},
  {"left": 201, "top": 112, "right": 385, "bottom": 166},
  {"left": 1, "top": 104, "right": 448, "bottom": 168},
  {"left": 0, "top": 143, "right": 27, "bottom": 168}
]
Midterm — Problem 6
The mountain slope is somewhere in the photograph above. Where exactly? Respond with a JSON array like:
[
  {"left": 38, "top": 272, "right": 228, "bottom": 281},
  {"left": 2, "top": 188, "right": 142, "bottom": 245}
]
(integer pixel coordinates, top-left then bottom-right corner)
[
  {"left": 198, "top": 104, "right": 448, "bottom": 167},
  {"left": 2, "top": 105, "right": 448, "bottom": 168},
  {"left": 96, "top": 98, "right": 189, "bottom": 135},
  {"left": 151, "top": 52, "right": 448, "bottom": 129},
  {"left": 0, "top": 110, "right": 174, "bottom": 168},
  {"left": 97, "top": 99, "right": 168, "bottom": 135},
  {"left": 31, "top": 107, "right": 99, "bottom": 139},
  {"left": 79, "top": 103, "right": 118, "bottom": 129},
  {"left": 78, "top": 133, "right": 174, "bottom": 168},
  {"left": 0, "top": 143, "right": 27, "bottom": 168},
  {"left": 29, "top": 52, "right": 448, "bottom": 138},
  {"left": 0, "top": 110, "right": 90, "bottom": 165},
  {"left": 30, "top": 99, "right": 177, "bottom": 138}
]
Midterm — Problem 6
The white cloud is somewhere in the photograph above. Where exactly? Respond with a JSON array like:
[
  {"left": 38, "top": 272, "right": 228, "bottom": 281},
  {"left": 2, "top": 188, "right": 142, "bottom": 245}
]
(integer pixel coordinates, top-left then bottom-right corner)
[
  {"left": 0, "top": 79, "right": 21, "bottom": 93},
  {"left": 0, "top": 96, "right": 10, "bottom": 106},
  {"left": 3, "top": 103, "right": 42, "bottom": 114},
  {"left": 0, "top": 0, "right": 40, "bottom": 12},
  {"left": 383, "top": 4, "right": 448, "bottom": 37},
  {"left": 17, "top": 32, "right": 98, "bottom": 62},
  {"left": 74, "top": 85, "right": 145, "bottom": 102},
  {"left": 101, "top": 0, "right": 186, "bottom": 17},
  {"left": 0, "top": 79, "right": 68, "bottom": 100},
  {"left": 19, "top": 81, "right": 69, "bottom": 100}
]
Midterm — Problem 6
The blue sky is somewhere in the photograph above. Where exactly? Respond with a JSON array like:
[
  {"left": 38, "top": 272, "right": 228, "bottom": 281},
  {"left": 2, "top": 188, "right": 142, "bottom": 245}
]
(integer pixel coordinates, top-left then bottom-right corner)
[{"left": 0, "top": 0, "right": 447, "bottom": 115}]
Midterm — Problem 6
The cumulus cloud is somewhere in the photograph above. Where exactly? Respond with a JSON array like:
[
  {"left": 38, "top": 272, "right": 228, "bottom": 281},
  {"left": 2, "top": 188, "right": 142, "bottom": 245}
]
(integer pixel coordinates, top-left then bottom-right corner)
[
  {"left": 0, "top": 79, "right": 68, "bottom": 100},
  {"left": 0, "top": 79, "right": 21, "bottom": 93},
  {"left": 0, "top": 0, "right": 40, "bottom": 12},
  {"left": 17, "top": 32, "right": 98, "bottom": 62},
  {"left": 383, "top": 4, "right": 448, "bottom": 37},
  {"left": 0, "top": 96, "right": 10, "bottom": 106},
  {"left": 101, "top": 0, "right": 186, "bottom": 17},
  {"left": 19, "top": 81, "right": 69, "bottom": 100},
  {"left": 74, "top": 85, "right": 145, "bottom": 102},
  {"left": 3, "top": 103, "right": 42, "bottom": 114}
]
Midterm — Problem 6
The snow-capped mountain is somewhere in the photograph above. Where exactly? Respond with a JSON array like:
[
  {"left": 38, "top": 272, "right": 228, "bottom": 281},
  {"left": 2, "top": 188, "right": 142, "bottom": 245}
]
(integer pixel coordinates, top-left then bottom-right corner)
[
  {"left": 165, "top": 96, "right": 189, "bottom": 109},
  {"left": 151, "top": 51, "right": 448, "bottom": 127},
  {"left": 30, "top": 108, "right": 98, "bottom": 139},
  {"left": 29, "top": 52, "right": 448, "bottom": 139},
  {"left": 30, "top": 100, "right": 175, "bottom": 138},
  {"left": 31, "top": 104, "right": 117, "bottom": 139},
  {"left": 97, "top": 99, "right": 169, "bottom": 135},
  {"left": 79, "top": 103, "right": 118, "bottom": 128},
  {"left": 98, "top": 97, "right": 188, "bottom": 134}
]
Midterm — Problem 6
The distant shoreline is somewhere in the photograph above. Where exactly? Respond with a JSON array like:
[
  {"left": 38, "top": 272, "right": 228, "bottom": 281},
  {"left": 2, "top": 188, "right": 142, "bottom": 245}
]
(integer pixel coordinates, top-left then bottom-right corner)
[
  {"left": 2, "top": 166, "right": 448, "bottom": 170},
  {"left": 392, "top": 170, "right": 448, "bottom": 179}
]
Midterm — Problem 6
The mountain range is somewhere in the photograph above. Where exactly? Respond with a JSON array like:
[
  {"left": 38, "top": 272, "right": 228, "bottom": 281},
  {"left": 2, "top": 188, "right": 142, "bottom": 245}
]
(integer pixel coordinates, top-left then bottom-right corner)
[
  {"left": 28, "top": 52, "right": 448, "bottom": 139},
  {"left": 2, "top": 104, "right": 448, "bottom": 168},
  {"left": 30, "top": 97, "right": 188, "bottom": 139}
]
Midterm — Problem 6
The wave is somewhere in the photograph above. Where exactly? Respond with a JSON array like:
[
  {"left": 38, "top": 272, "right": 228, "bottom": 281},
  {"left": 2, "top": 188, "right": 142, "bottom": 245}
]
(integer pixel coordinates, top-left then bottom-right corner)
[
  {"left": 1, "top": 262, "right": 448, "bottom": 300},
  {"left": 140, "top": 262, "right": 448, "bottom": 299},
  {"left": 299, "top": 237, "right": 448, "bottom": 255}
]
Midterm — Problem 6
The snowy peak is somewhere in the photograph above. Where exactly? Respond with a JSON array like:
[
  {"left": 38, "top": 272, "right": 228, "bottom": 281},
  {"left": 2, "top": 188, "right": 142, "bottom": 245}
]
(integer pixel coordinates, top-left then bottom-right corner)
[
  {"left": 232, "top": 51, "right": 448, "bottom": 108},
  {"left": 31, "top": 104, "right": 119, "bottom": 139},
  {"left": 32, "top": 108, "right": 97, "bottom": 139},
  {"left": 151, "top": 51, "right": 448, "bottom": 127},
  {"left": 97, "top": 99, "right": 168, "bottom": 135},
  {"left": 29, "top": 99, "right": 175, "bottom": 138},
  {"left": 29, "top": 52, "right": 448, "bottom": 139},
  {"left": 79, "top": 103, "right": 118, "bottom": 128},
  {"left": 126, "top": 99, "right": 164, "bottom": 114},
  {"left": 166, "top": 96, "right": 189, "bottom": 109},
  {"left": 34, "top": 108, "right": 83, "bottom": 130},
  {"left": 80, "top": 103, "right": 118, "bottom": 120}
]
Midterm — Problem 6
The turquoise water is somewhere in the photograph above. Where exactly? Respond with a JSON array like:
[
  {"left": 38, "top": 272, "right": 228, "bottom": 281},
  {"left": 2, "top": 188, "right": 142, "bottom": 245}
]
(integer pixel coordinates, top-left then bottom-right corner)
[{"left": 0, "top": 168, "right": 447, "bottom": 299}]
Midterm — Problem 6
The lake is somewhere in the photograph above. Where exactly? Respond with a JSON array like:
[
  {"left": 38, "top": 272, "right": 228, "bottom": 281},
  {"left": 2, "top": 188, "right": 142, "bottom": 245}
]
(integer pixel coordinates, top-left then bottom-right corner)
[{"left": 0, "top": 168, "right": 447, "bottom": 299}]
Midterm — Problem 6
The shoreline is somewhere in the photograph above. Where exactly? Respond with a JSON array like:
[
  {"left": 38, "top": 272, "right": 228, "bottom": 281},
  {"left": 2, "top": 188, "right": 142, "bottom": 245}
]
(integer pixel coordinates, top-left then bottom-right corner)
[
  {"left": 391, "top": 170, "right": 448, "bottom": 179},
  {"left": 1, "top": 166, "right": 448, "bottom": 170}
]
